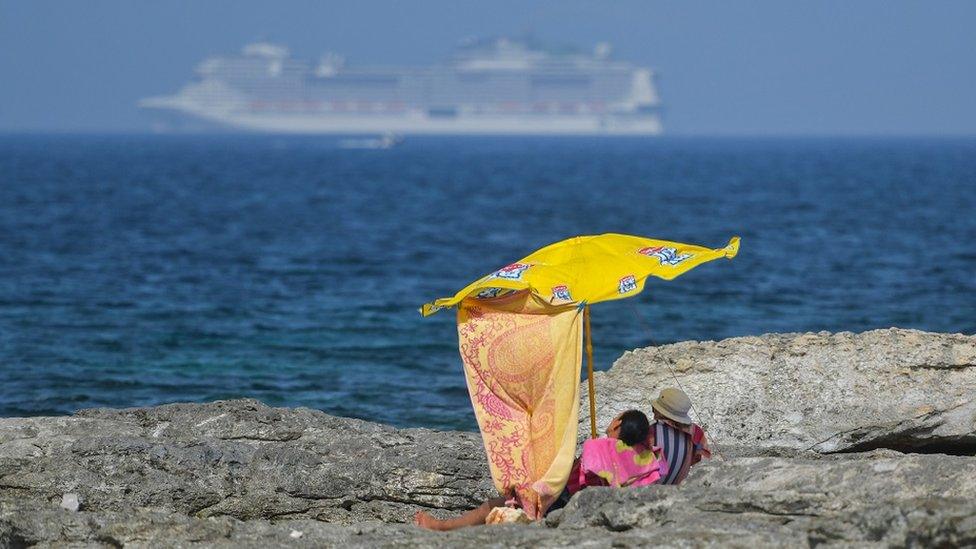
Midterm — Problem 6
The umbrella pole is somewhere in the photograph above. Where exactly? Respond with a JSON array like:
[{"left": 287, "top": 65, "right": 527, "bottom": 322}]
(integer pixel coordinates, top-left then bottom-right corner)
[{"left": 585, "top": 305, "right": 597, "bottom": 439}]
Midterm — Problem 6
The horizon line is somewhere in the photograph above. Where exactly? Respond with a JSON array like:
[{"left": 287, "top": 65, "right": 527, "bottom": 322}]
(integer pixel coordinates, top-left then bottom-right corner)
[{"left": 1, "top": 130, "right": 975, "bottom": 139}]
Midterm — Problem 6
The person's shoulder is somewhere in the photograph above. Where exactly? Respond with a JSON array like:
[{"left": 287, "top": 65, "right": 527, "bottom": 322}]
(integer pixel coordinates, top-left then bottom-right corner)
[
  {"left": 656, "top": 418, "right": 692, "bottom": 433},
  {"left": 583, "top": 437, "right": 617, "bottom": 451}
]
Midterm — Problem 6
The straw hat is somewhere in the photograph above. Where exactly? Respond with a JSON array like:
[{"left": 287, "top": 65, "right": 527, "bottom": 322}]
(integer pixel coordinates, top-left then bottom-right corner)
[{"left": 651, "top": 388, "right": 693, "bottom": 425}]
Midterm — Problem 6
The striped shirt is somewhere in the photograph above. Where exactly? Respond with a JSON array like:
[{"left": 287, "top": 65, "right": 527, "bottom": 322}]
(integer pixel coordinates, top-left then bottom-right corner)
[{"left": 651, "top": 420, "right": 710, "bottom": 485}]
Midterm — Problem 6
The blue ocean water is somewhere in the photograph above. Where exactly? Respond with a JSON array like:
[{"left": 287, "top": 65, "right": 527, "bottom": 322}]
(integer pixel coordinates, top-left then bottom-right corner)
[{"left": 1, "top": 135, "right": 974, "bottom": 430}]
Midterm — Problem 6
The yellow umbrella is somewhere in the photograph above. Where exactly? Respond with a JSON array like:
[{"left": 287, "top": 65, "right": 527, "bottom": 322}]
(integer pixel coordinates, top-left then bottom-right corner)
[{"left": 421, "top": 233, "right": 740, "bottom": 437}]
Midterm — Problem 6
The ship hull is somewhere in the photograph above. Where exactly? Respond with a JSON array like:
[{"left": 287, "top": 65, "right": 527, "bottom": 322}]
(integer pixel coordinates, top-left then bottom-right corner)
[{"left": 155, "top": 107, "right": 663, "bottom": 136}]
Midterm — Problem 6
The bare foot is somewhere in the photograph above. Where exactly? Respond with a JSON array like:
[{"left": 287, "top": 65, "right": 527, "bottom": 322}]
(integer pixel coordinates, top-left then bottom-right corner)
[{"left": 414, "top": 510, "right": 446, "bottom": 531}]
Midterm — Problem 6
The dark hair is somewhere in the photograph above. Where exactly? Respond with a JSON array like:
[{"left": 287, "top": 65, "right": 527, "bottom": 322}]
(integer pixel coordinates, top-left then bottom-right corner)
[{"left": 617, "top": 409, "right": 650, "bottom": 446}]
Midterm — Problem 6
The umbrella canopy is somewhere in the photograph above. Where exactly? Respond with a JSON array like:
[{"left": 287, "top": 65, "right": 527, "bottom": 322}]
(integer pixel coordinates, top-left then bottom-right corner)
[{"left": 421, "top": 233, "right": 740, "bottom": 316}]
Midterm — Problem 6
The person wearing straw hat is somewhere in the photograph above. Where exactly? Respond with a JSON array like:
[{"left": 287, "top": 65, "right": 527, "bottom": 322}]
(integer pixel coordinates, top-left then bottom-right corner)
[{"left": 647, "top": 388, "right": 711, "bottom": 485}]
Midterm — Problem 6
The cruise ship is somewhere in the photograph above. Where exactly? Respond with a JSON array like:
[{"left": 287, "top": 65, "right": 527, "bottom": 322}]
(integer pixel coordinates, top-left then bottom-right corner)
[{"left": 140, "top": 38, "right": 663, "bottom": 135}]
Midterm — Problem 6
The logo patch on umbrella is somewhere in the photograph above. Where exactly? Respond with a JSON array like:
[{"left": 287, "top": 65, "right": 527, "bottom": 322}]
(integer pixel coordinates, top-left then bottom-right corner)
[
  {"left": 638, "top": 246, "right": 693, "bottom": 266},
  {"left": 618, "top": 275, "right": 637, "bottom": 294},
  {"left": 491, "top": 263, "right": 531, "bottom": 280},
  {"left": 551, "top": 285, "right": 572, "bottom": 302}
]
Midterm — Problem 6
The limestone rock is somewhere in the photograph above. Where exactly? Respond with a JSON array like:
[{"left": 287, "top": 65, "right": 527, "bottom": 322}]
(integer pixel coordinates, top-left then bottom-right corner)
[
  {"left": 3, "top": 452, "right": 975, "bottom": 547},
  {"left": 0, "top": 399, "right": 495, "bottom": 526},
  {"left": 59, "top": 493, "right": 80, "bottom": 512},
  {"left": 2, "top": 329, "right": 976, "bottom": 547},
  {"left": 580, "top": 328, "right": 976, "bottom": 454}
]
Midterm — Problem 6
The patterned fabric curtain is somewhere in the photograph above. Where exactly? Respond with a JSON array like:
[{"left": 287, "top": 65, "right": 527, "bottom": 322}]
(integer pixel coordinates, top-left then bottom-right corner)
[{"left": 457, "top": 290, "right": 582, "bottom": 519}]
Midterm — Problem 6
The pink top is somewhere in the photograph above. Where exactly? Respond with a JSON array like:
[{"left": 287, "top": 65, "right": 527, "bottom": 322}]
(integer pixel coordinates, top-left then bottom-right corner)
[{"left": 567, "top": 438, "right": 663, "bottom": 493}]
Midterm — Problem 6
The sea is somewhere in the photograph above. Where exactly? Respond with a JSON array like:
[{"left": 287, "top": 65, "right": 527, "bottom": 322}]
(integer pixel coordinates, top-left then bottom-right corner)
[{"left": 1, "top": 135, "right": 974, "bottom": 430}]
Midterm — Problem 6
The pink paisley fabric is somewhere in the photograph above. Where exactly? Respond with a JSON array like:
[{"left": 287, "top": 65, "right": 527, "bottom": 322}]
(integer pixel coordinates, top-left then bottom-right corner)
[
  {"left": 568, "top": 438, "right": 663, "bottom": 492},
  {"left": 457, "top": 291, "right": 583, "bottom": 520}
]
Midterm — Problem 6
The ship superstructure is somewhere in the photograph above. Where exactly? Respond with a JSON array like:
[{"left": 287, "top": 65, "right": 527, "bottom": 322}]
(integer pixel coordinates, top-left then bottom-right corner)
[{"left": 140, "top": 38, "right": 662, "bottom": 135}]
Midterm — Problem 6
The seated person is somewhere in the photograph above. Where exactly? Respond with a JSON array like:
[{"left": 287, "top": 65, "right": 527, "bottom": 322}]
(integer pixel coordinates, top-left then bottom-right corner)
[
  {"left": 647, "top": 388, "right": 711, "bottom": 485},
  {"left": 416, "top": 409, "right": 661, "bottom": 531},
  {"left": 570, "top": 410, "right": 662, "bottom": 489}
]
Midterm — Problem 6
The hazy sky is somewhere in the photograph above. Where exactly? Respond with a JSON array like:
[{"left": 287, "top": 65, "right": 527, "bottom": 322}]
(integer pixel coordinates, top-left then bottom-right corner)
[{"left": 1, "top": 0, "right": 974, "bottom": 135}]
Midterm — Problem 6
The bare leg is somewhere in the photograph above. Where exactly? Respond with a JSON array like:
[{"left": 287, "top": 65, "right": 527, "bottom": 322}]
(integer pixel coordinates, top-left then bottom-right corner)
[{"left": 415, "top": 497, "right": 507, "bottom": 531}]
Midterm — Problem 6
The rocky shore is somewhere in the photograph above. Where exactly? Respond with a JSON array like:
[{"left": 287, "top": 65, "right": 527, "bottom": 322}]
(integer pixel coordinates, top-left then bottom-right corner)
[{"left": 2, "top": 328, "right": 974, "bottom": 547}]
